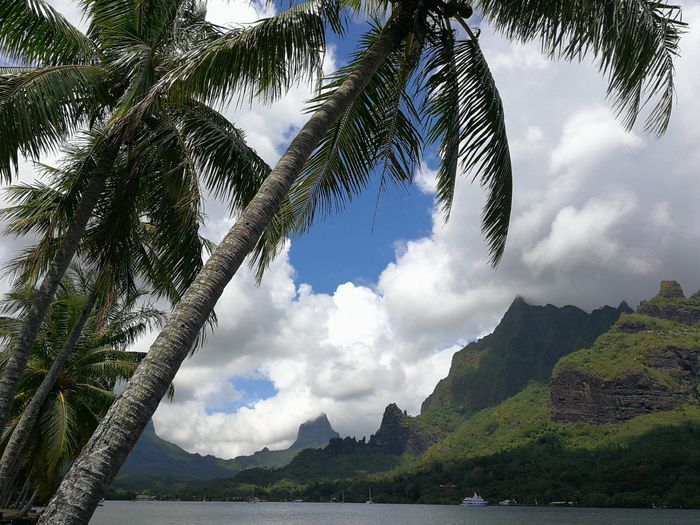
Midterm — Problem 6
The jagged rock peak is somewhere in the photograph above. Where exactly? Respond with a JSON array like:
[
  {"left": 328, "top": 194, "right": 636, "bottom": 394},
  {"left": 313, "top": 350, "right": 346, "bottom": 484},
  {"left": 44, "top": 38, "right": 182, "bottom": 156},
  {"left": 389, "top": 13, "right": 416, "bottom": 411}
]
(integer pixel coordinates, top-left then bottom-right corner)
[
  {"left": 637, "top": 280, "right": 700, "bottom": 325},
  {"left": 658, "top": 280, "right": 685, "bottom": 299},
  {"left": 369, "top": 404, "right": 442, "bottom": 456},
  {"left": 290, "top": 413, "right": 340, "bottom": 450},
  {"left": 618, "top": 301, "right": 633, "bottom": 313},
  {"left": 383, "top": 403, "right": 404, "bottom": 418}
]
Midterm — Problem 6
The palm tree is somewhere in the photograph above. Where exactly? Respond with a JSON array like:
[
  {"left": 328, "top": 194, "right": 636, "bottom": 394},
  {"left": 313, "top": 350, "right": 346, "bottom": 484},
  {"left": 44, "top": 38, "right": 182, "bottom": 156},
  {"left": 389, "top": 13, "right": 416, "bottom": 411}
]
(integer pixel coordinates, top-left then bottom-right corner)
[
  {"left": 0, "top": 0, "right": 322, "bottom": 433},
  {"left": 0, "top": 271, "right": 162, "bottom": 507},
  {"left": 0, "top": 129, "right": 228, "bottom": 496},
  {"left": 40, "top": 1, "right": 686, "bottom": 523}
]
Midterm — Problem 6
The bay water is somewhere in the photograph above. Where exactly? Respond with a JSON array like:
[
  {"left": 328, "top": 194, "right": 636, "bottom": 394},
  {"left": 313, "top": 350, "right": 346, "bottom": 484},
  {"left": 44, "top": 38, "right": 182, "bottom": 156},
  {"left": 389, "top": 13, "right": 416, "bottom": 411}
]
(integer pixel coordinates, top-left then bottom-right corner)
[{"left": 90, "top": 501, "right": 700, "bottom": 524}]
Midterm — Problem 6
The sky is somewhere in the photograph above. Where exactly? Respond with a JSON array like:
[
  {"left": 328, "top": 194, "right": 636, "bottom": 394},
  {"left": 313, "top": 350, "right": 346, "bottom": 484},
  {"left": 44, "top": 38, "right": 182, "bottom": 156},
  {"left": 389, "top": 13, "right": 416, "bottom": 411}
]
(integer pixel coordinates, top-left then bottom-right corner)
[{"left": 1, "top": 0, "right": 700, "bottom": 459}]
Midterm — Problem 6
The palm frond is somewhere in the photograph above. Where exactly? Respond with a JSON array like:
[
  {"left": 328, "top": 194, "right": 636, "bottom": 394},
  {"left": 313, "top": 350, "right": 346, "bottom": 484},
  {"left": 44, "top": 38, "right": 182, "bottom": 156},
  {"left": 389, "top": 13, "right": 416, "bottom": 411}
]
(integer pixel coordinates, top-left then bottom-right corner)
[
  {"left": 165, "top": 2, "right": 328, "bottom": 105},
  {"left": 0, "top": 0, "right": 94, "bottom": 66},
  {"left": 39, "top": 392, "right": 77, "bottom": 471},
  {"left": 81, "top": 0, "right": 137, "bottom": 50},
  {"left": 423, "top": 25, "right": 512, "bottom": 265},
  {"left": 169, "top": 100, "right": 271, "bottom": 210},
  {"left": 0, "top": 66, "right": 110, "bottom": 181},
  {"left": 476, "top": 0, "right": 686, "bottom": 135},
  {"left": 251, "top": 22, "right": 423, "bottom": 278},
  {"left": 1, "top": 131, "right": 112, "bottom": 283}
]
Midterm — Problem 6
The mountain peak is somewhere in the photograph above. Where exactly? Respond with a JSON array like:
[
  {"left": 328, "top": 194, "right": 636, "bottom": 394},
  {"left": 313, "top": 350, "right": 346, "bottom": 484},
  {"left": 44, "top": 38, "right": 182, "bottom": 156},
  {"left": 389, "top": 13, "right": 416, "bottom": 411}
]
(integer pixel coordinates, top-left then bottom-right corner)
[
  {"left": 290, "top": 414, "right": 340, "bottom": 450},
  {"left": 420, "top": 297, "right": 628, "bottom": 430},
  {"left": 657, "top": 280, "right": 685, "bottom": 299},
  {"left": 618, "top": 301, "right": 632, "bottom": 312},
  {"left": 637, "top": 280, "right": 700, "bottom": 325},
  {"left": 369, "top": 404, "right": 443, "bottom": 456}
]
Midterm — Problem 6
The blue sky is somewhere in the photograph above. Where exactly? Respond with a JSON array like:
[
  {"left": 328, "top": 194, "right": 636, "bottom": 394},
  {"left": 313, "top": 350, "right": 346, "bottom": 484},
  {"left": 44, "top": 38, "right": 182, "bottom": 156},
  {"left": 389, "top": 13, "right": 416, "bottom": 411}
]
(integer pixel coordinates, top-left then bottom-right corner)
[
  {"left": 286, "top": 18, "right": 437, "bottom": 294},
  {"left": 289, "top": 177, "right": 434, "bottom": 294}
]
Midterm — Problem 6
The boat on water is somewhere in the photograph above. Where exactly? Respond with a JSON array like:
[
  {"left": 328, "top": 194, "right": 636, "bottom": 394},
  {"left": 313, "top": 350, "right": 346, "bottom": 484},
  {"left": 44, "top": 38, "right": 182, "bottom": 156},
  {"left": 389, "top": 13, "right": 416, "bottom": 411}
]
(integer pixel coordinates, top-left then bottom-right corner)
[
  {"left": 462, "top": 493, "right": 488, "bottom": 506},
  {"left": 365, "top": 488, "right": 374, "bottom": 504}
]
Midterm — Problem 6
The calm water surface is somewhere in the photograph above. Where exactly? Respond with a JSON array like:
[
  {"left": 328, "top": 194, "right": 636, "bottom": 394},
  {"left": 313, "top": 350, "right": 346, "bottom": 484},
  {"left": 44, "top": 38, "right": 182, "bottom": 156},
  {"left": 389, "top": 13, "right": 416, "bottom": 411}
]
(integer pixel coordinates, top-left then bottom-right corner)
[{"left": 90, "top": 501, "right": 700, "bottom": 525}]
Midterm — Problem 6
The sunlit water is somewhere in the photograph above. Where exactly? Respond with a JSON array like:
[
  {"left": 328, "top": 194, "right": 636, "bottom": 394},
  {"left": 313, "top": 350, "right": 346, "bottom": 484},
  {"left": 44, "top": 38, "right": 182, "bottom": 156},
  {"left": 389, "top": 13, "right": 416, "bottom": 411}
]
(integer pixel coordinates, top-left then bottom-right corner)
[{"left": 90, "top": 501, "right": 700, "bottom": 525}]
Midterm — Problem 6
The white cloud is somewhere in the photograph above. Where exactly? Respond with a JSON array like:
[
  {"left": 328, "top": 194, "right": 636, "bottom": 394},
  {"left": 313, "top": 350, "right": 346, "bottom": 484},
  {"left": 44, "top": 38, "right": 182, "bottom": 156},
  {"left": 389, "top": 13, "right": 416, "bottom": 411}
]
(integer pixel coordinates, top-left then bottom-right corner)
[
  {"left": 523, "top": 195, "right": 635, "bottom": 271},
  {"left": 550, "top": 107, "right": 643, "bottom": 173},
  {"left": 414, "top": 162, "right": 438, "bottom": 195},
  {"left": 488, "top": 42, "right": 550, "bottom": 73}
]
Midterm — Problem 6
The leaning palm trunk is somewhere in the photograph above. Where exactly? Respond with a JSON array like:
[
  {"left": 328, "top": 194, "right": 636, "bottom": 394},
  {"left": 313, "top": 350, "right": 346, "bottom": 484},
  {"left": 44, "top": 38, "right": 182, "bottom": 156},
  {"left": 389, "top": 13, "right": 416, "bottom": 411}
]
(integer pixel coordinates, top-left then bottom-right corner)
[
  {"left": 0, "top": 144, "right": 119, "bottom": 433},
  {"left": 38, "top": 17, "right": 410, "bottom": 525},
  {"left": 20, "top": 489, "right": 37, "bottom": 516},
  {"left": 0, "top": 286, "right": 99, "bottom": 501}
]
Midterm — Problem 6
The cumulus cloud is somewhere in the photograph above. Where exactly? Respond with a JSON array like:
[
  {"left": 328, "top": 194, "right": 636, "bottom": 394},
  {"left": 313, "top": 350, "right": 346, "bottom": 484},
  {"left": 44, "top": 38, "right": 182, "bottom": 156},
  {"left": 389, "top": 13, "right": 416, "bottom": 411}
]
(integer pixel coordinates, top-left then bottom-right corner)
[{"left": 152, "top": 245, "right": 458, "bottom": 457}]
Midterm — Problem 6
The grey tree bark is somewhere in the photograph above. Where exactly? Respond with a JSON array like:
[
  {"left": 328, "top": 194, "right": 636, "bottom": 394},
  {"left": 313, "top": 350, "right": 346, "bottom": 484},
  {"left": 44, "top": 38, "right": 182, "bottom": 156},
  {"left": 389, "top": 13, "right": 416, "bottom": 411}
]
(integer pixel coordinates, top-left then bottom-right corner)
[
  {"left": 38, "top": 17, "right": 409, "bottom": 525},
  {"left": 21, "top": 489, "right": 38, "bottom": 515},
  {"left": 0, "top": 143, "right": 119, "bottom": 434},
  {"left": 0, "top": 286, "right": 99, "bottom": 501}
]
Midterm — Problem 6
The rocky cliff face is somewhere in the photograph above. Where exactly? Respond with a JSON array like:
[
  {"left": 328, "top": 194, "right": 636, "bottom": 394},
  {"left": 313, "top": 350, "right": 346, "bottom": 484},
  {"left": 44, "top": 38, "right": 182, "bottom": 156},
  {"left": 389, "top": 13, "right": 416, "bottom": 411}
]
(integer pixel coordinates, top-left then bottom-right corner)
[
  {"left": 637, "top": 280, "right": 700, "bottom": 325},
  {"left": 551, "top": 357, "right": 699, "bottom": 424},
  {"left": 290, "top": 414, "right": 340, "bottom": 450},
  {"left": 551, "top": 281, "right": 700, "bottom": 424},
  {"left": 420, "top": 298, "right": 631, "bottom": 429},
  {"left": 369, "top": 404, "right": 444, "bottom": 456}
]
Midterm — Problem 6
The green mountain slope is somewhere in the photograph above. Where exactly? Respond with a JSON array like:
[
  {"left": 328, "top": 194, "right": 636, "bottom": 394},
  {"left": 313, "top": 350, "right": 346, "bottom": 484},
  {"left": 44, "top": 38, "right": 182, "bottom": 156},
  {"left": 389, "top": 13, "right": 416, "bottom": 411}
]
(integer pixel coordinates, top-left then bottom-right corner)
[
  {"left": 423, "top": 382, "right": 700, "bottom": 464},
  {"left": 420, "top": 298, "right": 631, "bottom": 429},
  {"left": 115, "top": 420, "right": 237, "bottom": 483},
  {"left": 113, "top": 414, "right": 339, "bottom": 490},
  {"left": 112, "top": 281, "right": 700, "bottom": 508}
]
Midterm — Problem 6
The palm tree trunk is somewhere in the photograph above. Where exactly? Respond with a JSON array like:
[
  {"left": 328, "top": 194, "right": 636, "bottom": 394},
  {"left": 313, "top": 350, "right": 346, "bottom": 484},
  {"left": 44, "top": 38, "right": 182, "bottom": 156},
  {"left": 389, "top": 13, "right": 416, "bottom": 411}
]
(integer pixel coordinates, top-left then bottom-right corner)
[
  {"left": 21, "top": 489, "right": 37, "bottom": 515},
  {"left": 0, "top": 142, "right": 119, "bottom": 434},
  {"left": 0, "top": 287, "right": 99, "bottom": 502},
  {"left": 38, "top": 16, "right": 410, "bottom": 525}
]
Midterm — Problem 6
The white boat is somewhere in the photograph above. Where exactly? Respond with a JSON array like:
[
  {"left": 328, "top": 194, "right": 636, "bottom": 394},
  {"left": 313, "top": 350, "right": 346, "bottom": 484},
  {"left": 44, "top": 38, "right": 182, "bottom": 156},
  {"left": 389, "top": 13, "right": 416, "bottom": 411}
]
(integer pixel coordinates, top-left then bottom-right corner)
[
  {"left": 498, "top": 499, "right": 516, "bottom": 506},
  {"left": 462, "top": 493, "right": 488, "bottom": 506},
  {"left": 365, "top": 488, "right": 374, "bottom": 504}
]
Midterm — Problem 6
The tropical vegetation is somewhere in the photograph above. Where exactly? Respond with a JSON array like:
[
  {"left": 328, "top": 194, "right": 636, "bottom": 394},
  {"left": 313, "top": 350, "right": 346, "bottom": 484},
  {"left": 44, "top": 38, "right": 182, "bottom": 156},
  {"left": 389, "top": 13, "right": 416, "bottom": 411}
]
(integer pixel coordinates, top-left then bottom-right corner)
[
  {"left": 0, "top": 0, "right": 283, "bottom": 438},
  {"left": 0, "top": 269, "right": 161, "bottom": 508},
  {"left": 0, "top": 130, "right": 228, "bottom": 500}
]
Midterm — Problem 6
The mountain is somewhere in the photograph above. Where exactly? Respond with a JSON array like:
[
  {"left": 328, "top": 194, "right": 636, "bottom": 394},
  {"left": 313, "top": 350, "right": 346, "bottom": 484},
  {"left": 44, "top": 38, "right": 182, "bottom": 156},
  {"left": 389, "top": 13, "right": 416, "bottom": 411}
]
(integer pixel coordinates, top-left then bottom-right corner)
[
  {"left": 290, "top": 414, "right": 340, "bottom": 449},
  {"left": 551, "top": 280, "right": 700, "bottom": 424},
  {"left": 178, "top": 283, "right": 700, "bottom": 508},
  {"left": 113, "top": 283, "right": 700, "bottom": 508},
  {"left": 399, "top": 280, "right": 700, "bottom": 506},
  {"left": 112, "top": 414, "right": 339, "bottom": 490},
  {"left": 368, "top": 404, "right": 445, "bottom": 456},
  {"left": 420, "top": 298, "right": 632, "bottom": 429},
  {"left": 115, "top": 420, "right": 236, "bottom": 484}
]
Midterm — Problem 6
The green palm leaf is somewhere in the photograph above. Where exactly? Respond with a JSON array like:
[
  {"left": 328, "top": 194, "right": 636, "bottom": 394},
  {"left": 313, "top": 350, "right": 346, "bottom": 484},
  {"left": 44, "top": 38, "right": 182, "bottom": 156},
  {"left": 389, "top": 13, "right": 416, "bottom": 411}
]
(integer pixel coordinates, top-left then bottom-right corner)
[
  {"left": 39, "top": 392, "right": 77, "bottom": 471},
  {"left": 0, "top": 0, "right": 94, "bottom": 66},
  {"left": 477, "top": 0, "right": 686, "bottom": 135},
  {"left": 166, "top": 2, "right": 329, "bottom": 105},
  {"left": 0, "top": 66, "right": 110, "bottom": 181},
  {"left": 423, "top": 25, "right": 512, "bottom": 264},
  {"left": 251, "top": 22, "right": 424, "bottom": 278}
]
